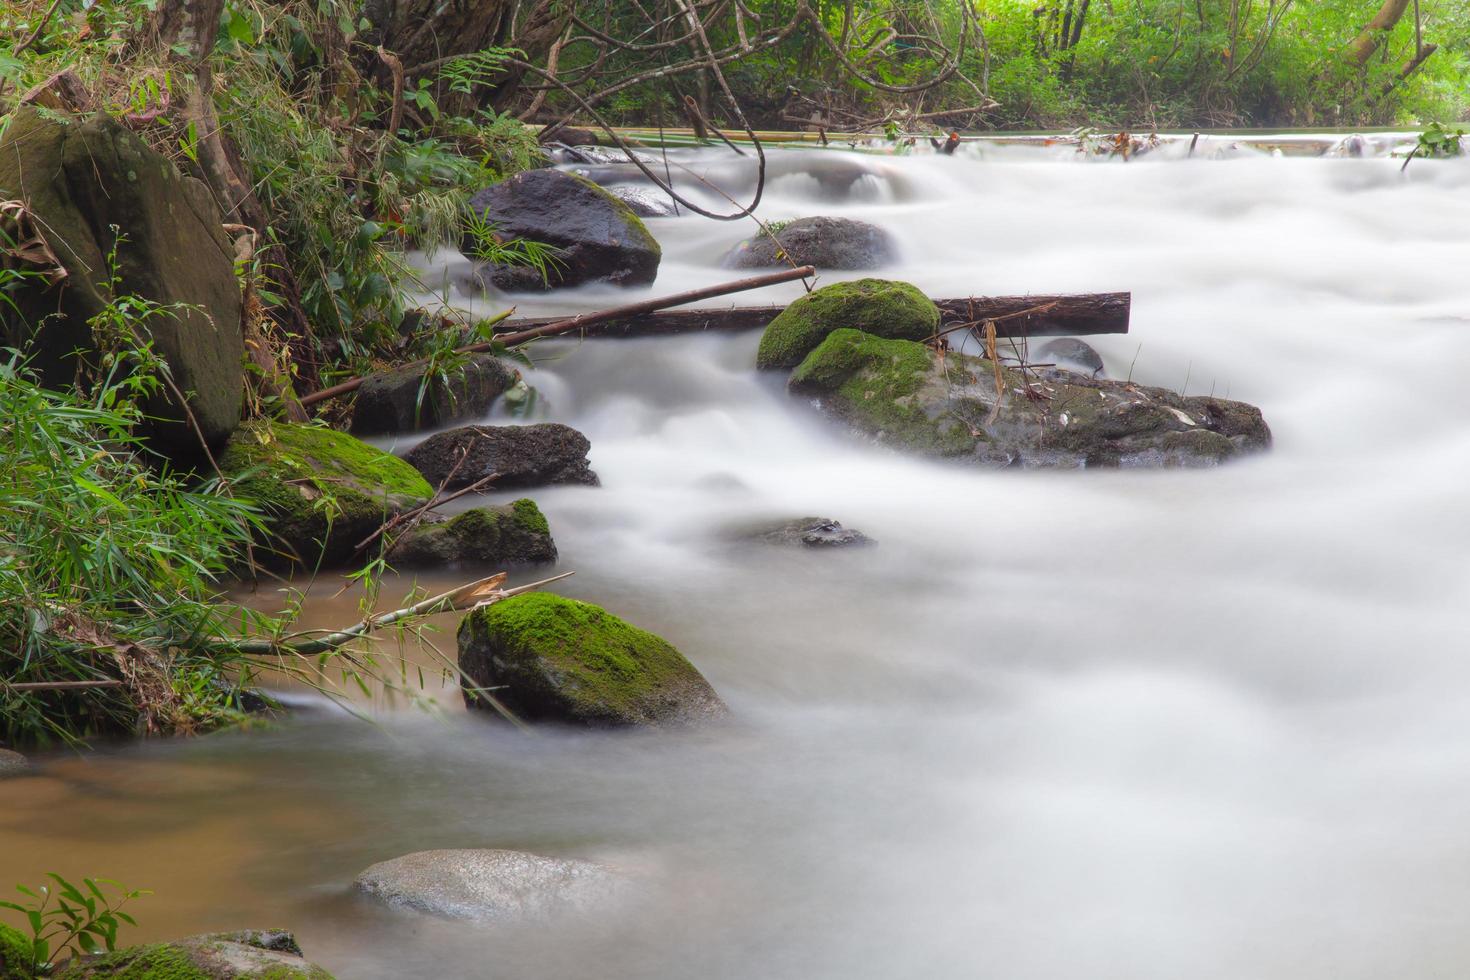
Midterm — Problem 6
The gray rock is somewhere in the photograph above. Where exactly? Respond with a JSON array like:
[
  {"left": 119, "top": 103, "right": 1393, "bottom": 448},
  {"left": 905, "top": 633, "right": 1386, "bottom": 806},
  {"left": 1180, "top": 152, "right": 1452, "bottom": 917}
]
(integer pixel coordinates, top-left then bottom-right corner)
[
  {"left": 405, "top": 423, "right": 599, "bottom": 491},
  {"left": 356, "top": 849, "right": 626, "bottom": 921},
  {"left": 0, "top": 749, "right": 30, "bottom": 779},
  {"left": 1035, "top": 338, "right": 1105, "bottom": 377},
  {"left": 56, "top": 931, "right": 332, "bottom": 978},
  {"left": 605, "top": 184, "right": 679, "bottom": 218},
  {"left": 388, "top": 500, "right": 556, "bottom": 568},
  {"left": 458, "top": 593, "right": 727, "bottom": 727},
  {"left": 789, "top": 329, "right": 1271, "bottom": 469},
  {"left": 739, "top": 517, "right": 873, "bottom": 548},
  {"left": 724, "top": 216, "right": 897, "bottom": 271},
  {"left": 461, "top": 169, "right": 661, "bottom": 292},
  {"left": 351, "top": 354, "right": 519, "bottom": 435},
  {"left": 0, "top": 109, "right": 243, "bottom": 465}
]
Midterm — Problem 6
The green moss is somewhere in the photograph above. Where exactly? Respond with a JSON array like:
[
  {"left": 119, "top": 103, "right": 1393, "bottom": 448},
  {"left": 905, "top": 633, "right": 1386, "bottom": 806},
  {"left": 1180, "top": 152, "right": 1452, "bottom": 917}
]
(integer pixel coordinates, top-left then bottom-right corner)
[
  {"left": 458, "top": 593, "right": 720, "bottom": 725},
  {"left": 56, "top": 940, "right": 332, "bottom": 979},
  {"left": 0, "top": 923, "right": 33, "bottom": 980},
  {"left": 510, "top": 498, "right": 549, "bottom": 535},
  {"left": 219, "top": 420, "right": 432, "bottom": 566},
  {"left": 756, "top": 278, "right": 939, "bottom": 370},
  {"left": 789, "top": 329, "right": 978, "bottom": 456}
]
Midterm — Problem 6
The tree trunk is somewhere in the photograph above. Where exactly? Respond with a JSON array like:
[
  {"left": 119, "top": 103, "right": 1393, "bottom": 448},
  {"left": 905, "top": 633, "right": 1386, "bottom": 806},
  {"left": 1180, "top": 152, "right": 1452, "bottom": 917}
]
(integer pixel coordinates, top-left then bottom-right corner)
[{"left": 1348, "top": 0, "right": 1412, "bottom": 65}]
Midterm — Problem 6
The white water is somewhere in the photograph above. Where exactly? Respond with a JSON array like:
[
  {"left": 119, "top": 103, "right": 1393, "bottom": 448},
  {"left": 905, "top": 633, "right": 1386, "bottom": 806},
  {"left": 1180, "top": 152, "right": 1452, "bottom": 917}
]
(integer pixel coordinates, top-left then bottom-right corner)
[{"left": 9, "top": 142, "right": 1470, "bottom": 979}]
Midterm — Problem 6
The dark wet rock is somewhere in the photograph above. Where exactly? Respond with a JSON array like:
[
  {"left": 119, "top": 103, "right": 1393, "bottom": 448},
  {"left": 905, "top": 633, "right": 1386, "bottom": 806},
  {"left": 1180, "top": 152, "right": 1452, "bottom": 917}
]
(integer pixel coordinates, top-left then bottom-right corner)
[
  {"left": 737, "top": 517, "right": 873, "bottom": 548},
  {"left": 0, "top": 749, "right": 30, "bottom": 779},
  {"left": 0, "top": 109, "right": 243, "bottom": 464},
  {"left": 219, "top": 421, "right": 433, "bottom": 568},
  {"left": 789, "top": 329, "right": 1271, "bottom": 468},
  {"left": 724, "top": 216, "right": 897, "bottom": 271},
  {"left": 756, "top": 278, "right": 939, "bottom": 370},
  {"left": 458, "top": 592, "right": 727, "bottom": 727},
  {"left": 1035, "top": 338, "right": 1105, "bottom": 377},
  {"left": 56, "top": 931, "right": 333, "bottom": 979},
  {"left": 605, "top": 184, "right": 679, "bottom": 218},
  {"left": 350, "top": 355, "right": 519, "bottom": 436},
  {"left": 389, "top": 500, "right": 556, "bottom": 568},
  {"left": 356, "top": 849, "right": 626, "bottom": 922},
  {"left": 461, "top": 169, "right": 660, "bottom": 292},
  {"left": 405, "top": 423, "right": 598, "bottom": 491}
]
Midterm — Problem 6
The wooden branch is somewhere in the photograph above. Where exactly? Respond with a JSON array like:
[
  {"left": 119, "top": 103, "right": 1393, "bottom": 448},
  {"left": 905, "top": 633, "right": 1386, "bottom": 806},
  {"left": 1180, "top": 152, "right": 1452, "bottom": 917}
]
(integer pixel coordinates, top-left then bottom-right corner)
[
  {"left": 299, "top": 265, "right": 816, "bottom": 407},
  {"left": 5, "top": 679, "right": 124, "bottom": 692},
  {"left": 498, "top": 291, "right": 1130, "bottom": 340}
]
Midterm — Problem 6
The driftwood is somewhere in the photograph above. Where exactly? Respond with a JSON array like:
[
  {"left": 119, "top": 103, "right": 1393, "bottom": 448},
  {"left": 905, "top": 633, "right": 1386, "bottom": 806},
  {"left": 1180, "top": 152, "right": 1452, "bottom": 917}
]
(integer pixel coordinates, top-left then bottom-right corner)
[
  {"left": 300, "top": 265, "right": 817, "bottom": 407},
  {"left": 499, "top": 291, "right": 1130, "bottom": 340}
]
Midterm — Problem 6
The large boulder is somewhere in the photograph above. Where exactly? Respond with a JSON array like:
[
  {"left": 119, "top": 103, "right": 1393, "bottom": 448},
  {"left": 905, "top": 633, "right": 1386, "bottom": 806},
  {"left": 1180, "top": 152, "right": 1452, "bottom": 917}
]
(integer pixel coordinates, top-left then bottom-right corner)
[
  {"left": 724, "top": 216, "right": 897, "bottom": 271},
  {"left": 356, "top": 849, "right": 625, "bottom": 921},
  {"left": 388, "top": 500, "right": 556, "bottom": 568},
  {"left": 789, "top": 329, "right": 1271, "bottom": 467},
  {"left": 350, "top": 354, "right": 519, "bottom": 435},
  {"left": 756, "top": 278, "right": 938, "bottom": 370},
  {"left": 461, "top": 169, "right": 660, "bottom": 292},
  {"left": 405, "top": 423, "right": 598, "bottom": 491},
  {"left": 457, "top": 593, "right": 727, "bottom": 727},
  {"left": 220, "top": 421, "right": 433, "bottom": 567},
  {"left": 56, "top": 930, "right": 332, "bottom": 979},
  {"left": 0, "top": 109, "right": 243, "bottom": 463}
]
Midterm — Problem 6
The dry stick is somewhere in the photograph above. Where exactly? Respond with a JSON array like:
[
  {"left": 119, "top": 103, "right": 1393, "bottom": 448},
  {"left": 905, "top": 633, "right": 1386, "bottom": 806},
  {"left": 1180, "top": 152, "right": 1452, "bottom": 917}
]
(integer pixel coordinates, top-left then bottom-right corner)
[
  {"left": 300, "top": 266, "right": 816, "bottom": 408},
  {"left": 377, "top": 46, "right": 405, "bottom": 135},
  {"left": 6, "top": 680, "right": 125, "bottom": 692}
]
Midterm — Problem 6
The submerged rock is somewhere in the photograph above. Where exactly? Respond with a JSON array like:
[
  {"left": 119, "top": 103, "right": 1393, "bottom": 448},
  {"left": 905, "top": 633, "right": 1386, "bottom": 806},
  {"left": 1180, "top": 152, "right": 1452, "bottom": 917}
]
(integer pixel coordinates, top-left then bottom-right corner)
[
  {"left": 350, "top": 354, "right": 519, "bottom": 436},
  {"left": 405, "top": 423, "right": 598, "bottom": 491},
  {"left": 457, "top": 593, "right": 727, "bottom": 727},
  {"left": 724, "top": 216, "right": 897, "bottom": 271},
  {"left": 220, "top": 421, "right": 433, "bottom": 567},
  {"left": 461, "top": 169, "right": 661, "bottom": 292},
  {"left": 737, "top": 516, "right": 873, "bottom": 548},
  {"left": 388, "top": 500, "right": 556, "bottom": 568},
  {"left": 56, "top": 930, "right": 332, "bottom": 979},
  {"left": 756, "top": 278, "right": 939, "bottom": 370},
  {"left": 1034, "top": 337, "right": 1105, "bottom": 377},
  {"left": 0, "top": 108, "right": 243, "bottom": 465},
  {"left": 789, "top": 329, "right": 1271, "bottom": 468},
  {"left": 356, "top": 849, "right": 625, "bottom": 922},
  {"left": 0, "top": 749, "right": 30, "bottom": 779}
]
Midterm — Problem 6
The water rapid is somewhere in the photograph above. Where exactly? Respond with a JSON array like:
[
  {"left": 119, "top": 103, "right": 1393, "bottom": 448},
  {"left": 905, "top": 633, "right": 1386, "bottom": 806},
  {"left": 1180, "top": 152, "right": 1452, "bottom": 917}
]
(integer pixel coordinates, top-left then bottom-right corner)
[{"left": 6, "top": 139, "right": 1470, "bottom": 979}]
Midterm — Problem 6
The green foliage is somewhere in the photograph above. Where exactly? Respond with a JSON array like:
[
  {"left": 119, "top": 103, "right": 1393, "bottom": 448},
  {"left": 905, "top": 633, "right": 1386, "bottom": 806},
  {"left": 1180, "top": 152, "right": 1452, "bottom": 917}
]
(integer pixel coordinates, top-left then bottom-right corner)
[
  {"left": 0, "top": 874, "right": 148, "bottom": 974},
  {"left": 1415, "top": 121, "right": 1466, "bottom": 157}
]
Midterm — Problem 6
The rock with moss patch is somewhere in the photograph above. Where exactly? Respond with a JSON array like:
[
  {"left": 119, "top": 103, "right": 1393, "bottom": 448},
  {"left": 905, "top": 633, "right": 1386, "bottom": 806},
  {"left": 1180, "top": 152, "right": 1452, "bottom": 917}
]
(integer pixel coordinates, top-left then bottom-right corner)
[
  {"left": 356, "top": 849, "right": 627, "bottom": 921},
  {"left": 733, "top": 516, "right": 873, "bottom": 548},
  {"left": 405, "top": 423, "right": 598, "bottom": 491},
  {"left": 461, "top": 169, "right": 660, "bottom": 292},
  {"left": 0, "top": 109, "right": 243, "bottom": 465},
  {"left": 724, "top": 216, "right": 897, "bottom": 271},
  {"left": 790, "top": 328, "right": 1271, "bottom": 468},
  {"left": 457, "top": 593, "right": 726, "bottom": 727},
  {"left": 756, "top": 279, "right": 939, "bottom": 370},
  {"left": 389, "top": 500, "right": 556, "bottom": 568},
  {"left": 350, "top": 355, "right": 519, "bottom": 436},
  {"left": 0, "top": 923, "right": 31, "bottom": 980},
  {"left": 0, "top": 749, "right": 29, "bottom": 780},
  {"left": 220, "top": 421, "right": 433, "bottom": 567},
  {"left": 56, "top": 930, "right": 332, "bottom": 979}
]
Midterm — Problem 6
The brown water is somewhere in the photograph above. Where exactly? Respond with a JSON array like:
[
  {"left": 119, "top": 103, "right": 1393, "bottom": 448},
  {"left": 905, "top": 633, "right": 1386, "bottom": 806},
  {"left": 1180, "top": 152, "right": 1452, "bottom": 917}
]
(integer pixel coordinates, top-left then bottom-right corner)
[{"left": 7, "top": 137, "right": 1470, "bottom": 978}]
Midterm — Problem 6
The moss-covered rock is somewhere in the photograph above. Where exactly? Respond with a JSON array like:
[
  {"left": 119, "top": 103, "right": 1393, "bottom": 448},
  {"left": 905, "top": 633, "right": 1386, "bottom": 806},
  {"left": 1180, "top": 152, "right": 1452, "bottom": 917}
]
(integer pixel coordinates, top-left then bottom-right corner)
[
  {"left": 388, "top": 500, "right": 557, "bottom": 568},
  {"left": 220, "top": 421, "right": 432, "bottom": 568},
  {"left": 461, "top": 169, "right": 660, "bottom": 292},
  {"left": 756, "top": 278, "right": 939, "bottom": 370},
  {"left": 457, "top": 593, "right": 726, "bottom": 727},
  {"left": 55, "top": 931, "right": 332, "bottom": 979},
  {"left": 789, "top": 328, "right": 1271, "bottom": 468},
  {"left": 0, "top": 108, "right": 243, "bottom": 465},
  {"left": 0, "top": 923, "right": 32, "bottom": 980}
]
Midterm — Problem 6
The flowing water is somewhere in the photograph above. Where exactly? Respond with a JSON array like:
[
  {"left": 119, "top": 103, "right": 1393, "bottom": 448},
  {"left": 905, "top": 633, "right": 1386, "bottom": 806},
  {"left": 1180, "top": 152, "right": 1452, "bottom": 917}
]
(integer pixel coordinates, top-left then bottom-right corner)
[{"left": 6, "top": 136, "right": 1470, "bottom": 979}]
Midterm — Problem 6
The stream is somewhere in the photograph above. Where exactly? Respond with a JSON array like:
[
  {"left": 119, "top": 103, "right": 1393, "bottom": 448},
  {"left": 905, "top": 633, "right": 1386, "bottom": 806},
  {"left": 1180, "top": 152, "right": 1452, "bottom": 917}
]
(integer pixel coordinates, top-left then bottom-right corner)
[{"left": 6, "top": 136, "right": 1470, "bottom": 979}]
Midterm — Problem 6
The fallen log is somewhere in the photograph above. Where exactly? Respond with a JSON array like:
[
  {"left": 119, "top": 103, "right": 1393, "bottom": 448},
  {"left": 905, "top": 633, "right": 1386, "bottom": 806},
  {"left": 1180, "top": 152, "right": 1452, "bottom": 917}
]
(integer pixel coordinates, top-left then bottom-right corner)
[
  {"left": 299, "top": 265, "right": 817, "bottom": 407},
  {"left": 498, "top": 291, "right": 1130, "bottom": 340}
]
